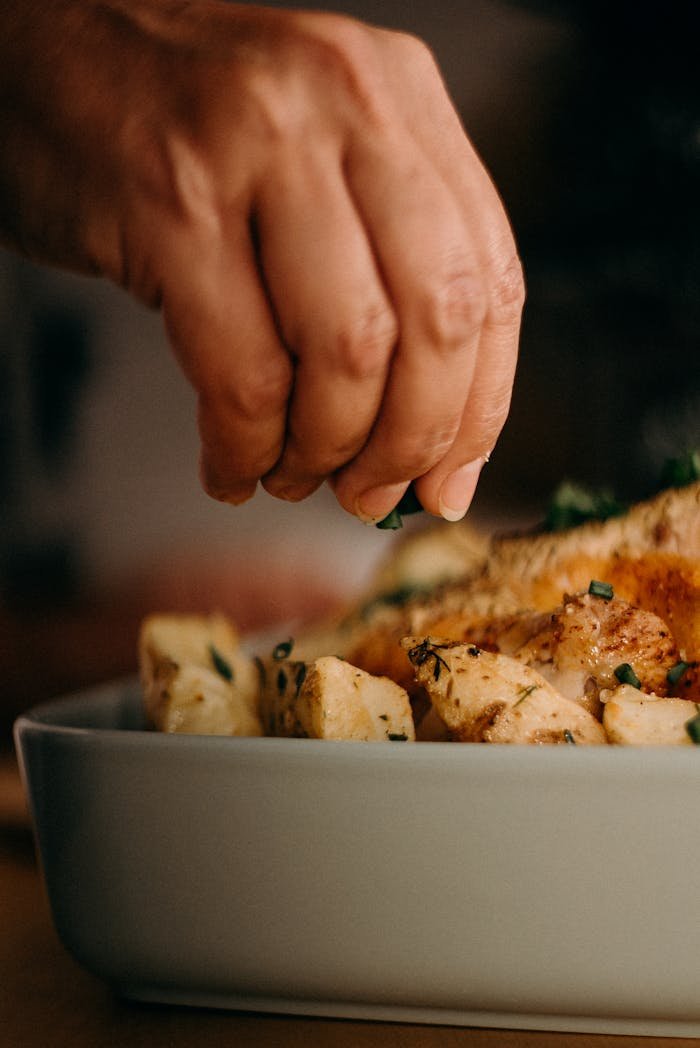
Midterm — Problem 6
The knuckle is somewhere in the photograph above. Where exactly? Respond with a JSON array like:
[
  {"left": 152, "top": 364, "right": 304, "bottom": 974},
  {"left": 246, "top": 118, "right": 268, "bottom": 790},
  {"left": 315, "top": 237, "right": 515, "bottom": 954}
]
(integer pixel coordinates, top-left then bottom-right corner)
[
  {"left": 203, "top": 357, "right": 292, "bottom": 424},
  {"left": 488, "top": 252, "right": 526, "bottom": 325},
  {"left": 390, "top": 419, "right": 460, "bottom": 476},
  {"left": 330, "top": 306, "right": 397, "bottom": 381},
  {"left": 421, "top": 270, "right": 487, "bottom": 351},
  {"left": 468, "top": 387, "right": 513, "bottom": 446}
]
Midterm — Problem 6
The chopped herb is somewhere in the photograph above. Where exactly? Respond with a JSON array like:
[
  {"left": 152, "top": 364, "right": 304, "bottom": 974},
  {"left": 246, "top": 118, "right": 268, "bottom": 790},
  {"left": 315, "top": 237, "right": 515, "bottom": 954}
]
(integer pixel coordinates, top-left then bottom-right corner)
[
  {"left": 388, "top": 732, "right": 408, "bottom": 742},
  {"left": 544, "top": 481, "right": 625, "bottom": 533},
  {"left": 360, "top": 582, "right": 431, "bottom": 621},
  {"left": 379, "top": 713, "right": 389, "bottom": 721},
  {"left": 513, "top": 684, "right": 538, "bottom": 707},
  {"left": 667, "top": 661, "right": 691, "bottom": 686},
  {"left": 273, "top": 639, "right": 294, "bottom": 660},
  {"left": 467, "top": 646, "right": 481, "bottom": 657},
  {"left": 253, "top": 655, "right": 266, "bottom": 688},
  {"left": 614, "top": 663, "right": 641, "bottom": 689},
  {"left": 588, "top": 579, "right": 614, "bottom": 601},
  {"left": 407, "top": 638, "right": 450, "bottom": 680},
  {"left": 375, "top": 508, "right": 403, "bottom": 530},
  {"left": 685, "top": 706, "right": 700, "bottom": 744},
  {"left": 659, "top": 450, "right": 700, "bottom": 490},
  {"left": 209, "top": 644, "right": 233, "bottom": 682},
  {"left": 563, "top": 729, "right": 576, "bottom": 745},
  {"left": 294, "top": 662, "right": 307, "bottom": 692},
  {"left": 375, "top": 485, "right": 424, "bottom": 530},
  {"left": 276, "top": 668, "right": 288, "bottom": 693}
]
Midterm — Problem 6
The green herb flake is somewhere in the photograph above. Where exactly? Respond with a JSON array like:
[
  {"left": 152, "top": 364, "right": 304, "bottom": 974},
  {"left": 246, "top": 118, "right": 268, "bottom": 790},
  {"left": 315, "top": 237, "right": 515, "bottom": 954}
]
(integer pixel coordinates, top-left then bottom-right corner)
[
  {"left": 209, "top": 644, "right": 234, "bottom": 682},
  {"left": 379, "top": 713, "right": 389, "bottom": 721},
  {"left": 544, "top": 481, "right": 625, "bottom": 533},
  {"left": 614, "top": 662, "right": 641, "bottom": 689},
  {"left": 588, "top": 579, "right": 614, "bottom": 601},
  {"left": 685, "top": 705, "right": 700, "bottom": 745},
  {"left": 276, "top": 668, "right": 288, "bottom": 694},
  {"left": 375, "top": 508, "right": 403, "bottom": 530},
  {"left": 388, "top": 732, "right": 408, "bottom": 742},
  {"left": 375, "top": 486, "right": 424, "bottom": 530},
  {"left": 273, "top": 639, "right": 294, "bottom": 661},
  {"left": 667, "top": 661, "right": 690, "bottom": 686},
  {"left": 294, "top": 662, "right": 307, "bottom": 693},
  {"left": 563, "top": 729, "right": 577, "bottom": 745},
  {"left": 253, "top": 655, "right": 266, "bottom": 688},
  {"left": 659, "top": 450, "right": 700, "bottom": 490},
  {"left": 513, "top": 684, "right": 538, "bottom": 708}
]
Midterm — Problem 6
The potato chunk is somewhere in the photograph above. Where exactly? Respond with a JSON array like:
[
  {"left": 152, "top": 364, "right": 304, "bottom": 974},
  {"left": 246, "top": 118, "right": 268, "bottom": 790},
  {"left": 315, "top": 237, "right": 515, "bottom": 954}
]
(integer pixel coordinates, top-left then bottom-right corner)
[
  {"left": 602, "top": 685, "right": 699, "bottom": 745},
  {"left": 139, "top": 613, "right": 262, "bottom": 736},
  {"left": 260, "top": 654, "right": 415, "bottom": 742},
  {"left": 403, "top": 637, "right": 606, "bottom": 745}
]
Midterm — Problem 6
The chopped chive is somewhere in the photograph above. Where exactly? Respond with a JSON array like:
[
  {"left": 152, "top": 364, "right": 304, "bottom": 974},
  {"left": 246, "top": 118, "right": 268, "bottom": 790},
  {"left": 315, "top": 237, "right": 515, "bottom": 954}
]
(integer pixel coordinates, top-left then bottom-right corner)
[
  {"left": 395, "top": 486, "right": 423, "bottom": 516},
  {"left": 543, "top": 480, "right": 625, "bottom": 532},
  {"left": 563, "top": 729, "right": 577, "bottom": 744},
  {"left": 614, "top": 663, "right": 641, "bottom": 689},
  {"left": 209, "top": 644, "right": 233, "bottom": 682},
  {"left": 276, "top": 668, "right": 288, "bottom": 693},
  {"left": 588, "top": 579, "right": 614, "bottom": 600},
  {"left": 514, "top": 684, "right": 538, "bottom": 707},
  {"left": 388, "top": 732, "right": 408, "bottom": 742},
  {"left": 659, "top": 450, "right": 700, "bottom": 490},
  {"left": 375, "top": 486, "right": 424, "bottom": 530},
  {"left": 294, "top": 662, "right": 307, "bottom": 692},
  {"left": 379, "top": 713, "right": 389, "bottom": 721},
  {"left": 272, "top": 639, "right": 294, "bottom": 660},
  {"left": 375, "top": 507, "right": 403, "bottom": 530},
  {"left": 253, "top": 655, "right": 266, "bottom": 688},
  {"left": 667, "top": 661, "right": 690, "bottom": 686},
  {"left": 685, "top": 705, "right": 700, "bottom": 745}
]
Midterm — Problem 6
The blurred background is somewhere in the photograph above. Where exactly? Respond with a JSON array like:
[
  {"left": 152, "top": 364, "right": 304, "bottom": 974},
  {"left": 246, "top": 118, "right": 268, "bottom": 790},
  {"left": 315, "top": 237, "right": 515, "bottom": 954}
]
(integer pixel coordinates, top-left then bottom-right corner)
[{"left": 1, "top": 0, "right": 699, "bottom": 736}]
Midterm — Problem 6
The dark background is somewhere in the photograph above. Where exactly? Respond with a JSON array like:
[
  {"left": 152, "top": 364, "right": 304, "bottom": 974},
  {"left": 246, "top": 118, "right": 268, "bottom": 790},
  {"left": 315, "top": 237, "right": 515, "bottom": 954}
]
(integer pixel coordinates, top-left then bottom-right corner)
[{"left": 1, "top": 0, "right": 698, "bottom": 732}]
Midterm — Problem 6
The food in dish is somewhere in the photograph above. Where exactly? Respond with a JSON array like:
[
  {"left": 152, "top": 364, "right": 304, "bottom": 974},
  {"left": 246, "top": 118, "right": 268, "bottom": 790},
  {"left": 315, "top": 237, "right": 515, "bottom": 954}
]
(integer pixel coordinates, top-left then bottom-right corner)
[{"left": 139, "top": 480, "right": 700, "bottom": 745}]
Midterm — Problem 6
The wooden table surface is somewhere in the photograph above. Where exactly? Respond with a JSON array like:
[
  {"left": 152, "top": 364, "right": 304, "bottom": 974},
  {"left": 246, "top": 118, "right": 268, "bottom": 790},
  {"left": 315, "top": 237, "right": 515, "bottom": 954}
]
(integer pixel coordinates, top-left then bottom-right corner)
[{"left": 1, "top": 749, "right": 694, "bottom": 1048}]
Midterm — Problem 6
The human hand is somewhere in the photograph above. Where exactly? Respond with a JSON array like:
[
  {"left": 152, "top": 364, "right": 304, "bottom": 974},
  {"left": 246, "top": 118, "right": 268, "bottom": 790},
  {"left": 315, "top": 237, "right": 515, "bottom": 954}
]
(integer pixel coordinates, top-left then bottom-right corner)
[{"left": 2, "top": 0, "right": 524, "bottom": 522}]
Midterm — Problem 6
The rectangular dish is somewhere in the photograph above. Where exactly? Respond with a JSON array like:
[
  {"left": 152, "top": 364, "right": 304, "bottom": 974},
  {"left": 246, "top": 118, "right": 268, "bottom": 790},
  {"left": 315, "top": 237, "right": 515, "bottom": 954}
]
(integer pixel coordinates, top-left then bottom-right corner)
[{"left": 14, "top": 678, "right": 700, "bottom": 1036}]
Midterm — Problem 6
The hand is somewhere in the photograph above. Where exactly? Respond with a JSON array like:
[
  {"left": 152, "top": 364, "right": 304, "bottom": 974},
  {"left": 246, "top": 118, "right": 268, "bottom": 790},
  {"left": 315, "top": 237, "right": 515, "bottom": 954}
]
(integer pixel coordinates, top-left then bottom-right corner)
[{"left": 2, "top": 0, "right": 524, "bottom": 521}]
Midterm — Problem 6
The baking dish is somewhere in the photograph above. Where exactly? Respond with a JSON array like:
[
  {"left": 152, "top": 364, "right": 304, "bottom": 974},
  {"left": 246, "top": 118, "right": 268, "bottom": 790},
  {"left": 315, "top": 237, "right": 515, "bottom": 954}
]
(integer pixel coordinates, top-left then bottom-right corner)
[{"left": 14, "top": 678, "right": 700, "bottom": 1036}]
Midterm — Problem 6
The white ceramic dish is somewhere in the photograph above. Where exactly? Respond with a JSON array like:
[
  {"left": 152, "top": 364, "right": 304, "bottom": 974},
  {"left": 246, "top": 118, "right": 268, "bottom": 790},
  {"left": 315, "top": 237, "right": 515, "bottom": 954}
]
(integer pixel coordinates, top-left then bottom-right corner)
[{"left": 14, "top": 678, "right": 700, "bottom": 1037}]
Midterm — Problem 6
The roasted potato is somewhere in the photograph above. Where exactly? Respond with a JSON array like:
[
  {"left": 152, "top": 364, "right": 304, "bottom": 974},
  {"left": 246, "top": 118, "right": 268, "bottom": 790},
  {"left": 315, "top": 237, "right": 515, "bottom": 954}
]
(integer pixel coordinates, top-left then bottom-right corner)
[{"left": 139, "top": 613, "right": 262, "bottom": 736}]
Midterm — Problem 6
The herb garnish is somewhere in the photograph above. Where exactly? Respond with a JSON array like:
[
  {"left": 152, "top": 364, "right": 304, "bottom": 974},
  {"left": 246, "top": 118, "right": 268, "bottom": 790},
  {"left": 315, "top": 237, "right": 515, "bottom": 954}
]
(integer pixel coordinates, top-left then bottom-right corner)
[
  {"left": 543, "top": 481, "right": 624, "bottom": 533},
  {"left": 388, "top": 732, "right": 408, "bottom": 742},
  {"left": 659, "top": 450, "right": 700, "bottom": 490},
  {"left": 513, "top": 684, "right": 538, "bottom": 707},
  {"left": 667, "top": 661, "right": 691, "bottom": 686},
  {"left": 209, "top": 644, "right": 234, "bottom": 682},
  {"left": 614, "top": 663, "right": 641, "bottom": 689},
  {"left": 273, "top": 639, "right": 294, "bottom": 660},
  {"left": 277, "top": 668, "right": 288, "bottom": 693},
  {"left": 360, "top": 582, "right": 431, "bottom": 620},
  {"left": 588, "top": 579, "right": 614, "bottom": 601},
  {"left": 563, "top": 729, "right": 576, "bottom": 745},
  {"left": 406, "top": 638, "right": 450, "bottom": 680},
  {"left": 685, "top": 705, "right": 700, "bottom": 745},
  {"left": 294, "top": 662, "right": 307, "bottom": 692},
  {"left": 375, "top": 486, "right": 424, "bottom": 530}
]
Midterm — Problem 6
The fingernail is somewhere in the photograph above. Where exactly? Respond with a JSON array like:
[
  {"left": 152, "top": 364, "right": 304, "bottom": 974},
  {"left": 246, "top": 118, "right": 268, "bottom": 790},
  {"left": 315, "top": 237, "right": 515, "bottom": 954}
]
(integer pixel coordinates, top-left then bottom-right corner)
[
  {"left": 355, "top": 481, "right": 409, "bottom": 524},
  {"left": 438, "top": 460, "right": 483, "bottom": 522}
]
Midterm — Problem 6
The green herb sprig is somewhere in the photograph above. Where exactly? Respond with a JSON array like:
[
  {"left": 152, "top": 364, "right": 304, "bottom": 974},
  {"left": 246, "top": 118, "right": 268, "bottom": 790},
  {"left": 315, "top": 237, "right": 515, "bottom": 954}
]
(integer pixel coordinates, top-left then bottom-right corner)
[
  {"left": 614, "top": 663, "right": 641, "bottom": 689},
  {"left": 209, "top": 644, "right": 234, "bottom": 682},
  {"left": 588, "top": 579, "right": 614, "bottom": 601},
  {"left": 685, "top": 705, "right": 700, "bottom": 745},
  {"left": 375, "top": 486, "right": 424, "bottom": 530}
]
